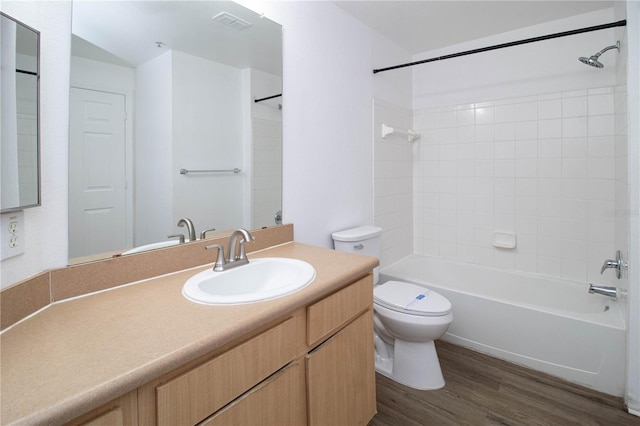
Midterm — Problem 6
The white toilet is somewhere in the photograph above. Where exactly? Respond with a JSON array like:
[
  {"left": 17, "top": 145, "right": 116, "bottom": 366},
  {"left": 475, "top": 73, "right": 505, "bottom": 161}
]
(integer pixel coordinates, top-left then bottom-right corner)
[{"left": 332, "top": 226, "right": 453, "bottom": 390}]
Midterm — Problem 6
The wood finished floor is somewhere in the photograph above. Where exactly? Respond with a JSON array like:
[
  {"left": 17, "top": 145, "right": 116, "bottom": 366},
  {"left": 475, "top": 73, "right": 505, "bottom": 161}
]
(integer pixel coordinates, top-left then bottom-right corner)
[{"left": 369, "top": 341, "right": 639, "bottom": 426}]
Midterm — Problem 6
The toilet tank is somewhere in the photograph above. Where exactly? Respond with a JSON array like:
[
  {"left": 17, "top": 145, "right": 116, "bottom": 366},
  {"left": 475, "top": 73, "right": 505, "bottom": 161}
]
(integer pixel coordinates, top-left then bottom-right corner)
[
  {"left": 332, "top": 226, "right": 383, "bottom": 284},
  {"left": 331, "top": 226, "right": 382, "bottom": 258}
]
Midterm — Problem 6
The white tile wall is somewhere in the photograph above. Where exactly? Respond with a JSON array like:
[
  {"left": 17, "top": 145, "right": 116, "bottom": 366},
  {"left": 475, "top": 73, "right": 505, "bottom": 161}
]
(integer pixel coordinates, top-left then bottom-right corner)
[
  {"left": 252, "top": 118, "right": 282, "bottom": 229},
  {"left": 614, "top": 84, "right": 629, "bottom": 291},
  {"left": 413, "top": 86, "right": 626, "bottom": 285},
  {"left": 374, "top": 99, "right": 413, "bottom": 267}
]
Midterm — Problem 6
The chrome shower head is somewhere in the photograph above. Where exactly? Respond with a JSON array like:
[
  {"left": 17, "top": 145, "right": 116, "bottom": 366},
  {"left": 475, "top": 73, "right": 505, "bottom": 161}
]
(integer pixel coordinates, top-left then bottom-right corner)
[
  {"left": 579, "top": 55, "right": 604, "bottom": 68},
  {"left": 579, "top": 41, "right": 620, "bottom": 68}
]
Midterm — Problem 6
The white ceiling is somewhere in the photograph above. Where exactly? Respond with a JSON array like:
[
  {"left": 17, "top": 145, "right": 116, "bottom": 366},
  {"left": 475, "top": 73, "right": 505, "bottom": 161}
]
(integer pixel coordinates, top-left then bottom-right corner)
[
  {"left": 335, "top": 1, "right": 615, "bottom": 54},
  {"left": 72, "top": 1, "right": 282, "bottom": 75}
]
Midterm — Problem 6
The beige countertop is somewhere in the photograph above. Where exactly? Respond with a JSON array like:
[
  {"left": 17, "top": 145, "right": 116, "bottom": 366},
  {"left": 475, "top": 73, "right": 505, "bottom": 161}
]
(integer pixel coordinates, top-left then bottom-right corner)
[{"left": 0, "top": 242, "right": 378, "bottom": 425}]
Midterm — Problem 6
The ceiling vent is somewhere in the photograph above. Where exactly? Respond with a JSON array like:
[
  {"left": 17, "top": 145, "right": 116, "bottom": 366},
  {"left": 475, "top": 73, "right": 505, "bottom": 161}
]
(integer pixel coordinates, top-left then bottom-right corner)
[{"left": 212, "top": 12, "right": 253, "bottom": 31}]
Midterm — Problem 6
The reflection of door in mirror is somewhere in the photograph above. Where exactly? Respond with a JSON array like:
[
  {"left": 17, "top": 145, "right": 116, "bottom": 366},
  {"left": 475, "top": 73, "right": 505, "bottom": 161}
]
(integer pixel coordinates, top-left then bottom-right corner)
[
  {"left": 1, "top": 12, "right": 40, "bottom": 212},
  {"left": 68, "top": 1, "right": 282, "bottom": 263},
  {"left": 68, "top": 88, "right": 128, "bottom": 258}
]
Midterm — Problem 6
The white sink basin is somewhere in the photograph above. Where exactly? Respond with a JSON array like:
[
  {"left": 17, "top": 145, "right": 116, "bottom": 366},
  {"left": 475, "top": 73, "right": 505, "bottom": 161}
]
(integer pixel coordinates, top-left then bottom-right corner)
[
  {"left": 122, "top": 240, "right": 180, "bottom": 255},
  {"left": 182, "top": 258, "right": 316, "bottom": 305}
]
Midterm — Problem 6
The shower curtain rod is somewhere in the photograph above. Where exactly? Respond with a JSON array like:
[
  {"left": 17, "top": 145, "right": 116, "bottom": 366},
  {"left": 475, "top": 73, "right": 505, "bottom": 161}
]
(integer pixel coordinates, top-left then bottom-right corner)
[
  {"left": 373, "top": 19, "right": 626, "bottom": 74},
  {"left": 16, "top": 69, "right": 37, "bottom": 76},
  {"left": 254, "top": 93, "right": 282, "bottom": 103}
]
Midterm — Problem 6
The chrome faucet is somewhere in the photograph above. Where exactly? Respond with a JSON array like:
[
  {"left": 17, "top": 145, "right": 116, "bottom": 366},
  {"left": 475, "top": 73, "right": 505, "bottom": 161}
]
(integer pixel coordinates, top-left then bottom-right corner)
[
  {"left": 205, "top": 228, "right": 255, "bottom": 272},
  {"left": 177, "top": 218, "right": 196, "bottom": 242},
  {"left": 226, "top": 228, "right": 255, "bottom": 263},
  {"left": 588, "top": 284, "right": 619, "bottom": 299}
]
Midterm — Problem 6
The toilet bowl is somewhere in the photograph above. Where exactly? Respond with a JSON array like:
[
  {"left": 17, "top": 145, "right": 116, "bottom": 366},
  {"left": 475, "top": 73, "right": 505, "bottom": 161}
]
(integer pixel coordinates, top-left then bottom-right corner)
[
  {"left": 373, "top": 280, "right": 453, "bottom": 390},
  {"left": 331, "top": 226, "right": 454, "bottom": 390}
]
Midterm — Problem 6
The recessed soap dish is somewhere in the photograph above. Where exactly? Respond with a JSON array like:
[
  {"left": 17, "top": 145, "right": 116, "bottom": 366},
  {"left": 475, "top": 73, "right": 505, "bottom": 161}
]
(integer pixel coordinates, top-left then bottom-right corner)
[{"left": 493, "top": 232, "right": 516, "bottom": 249}]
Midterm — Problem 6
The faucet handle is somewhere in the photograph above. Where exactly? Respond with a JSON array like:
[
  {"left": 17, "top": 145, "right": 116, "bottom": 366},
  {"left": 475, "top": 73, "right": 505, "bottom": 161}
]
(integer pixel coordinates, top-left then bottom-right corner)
[
  {"left": 600, "top": 250, "right": 624, "bottom": 279},
  {"left": 600, "top": 259, "right": 617, "bottom": 274},
  {"left": 206, "top": 244, "right": 226, "bottom": 271},
  {"left": 167, "top": 234, "right": 185, "bottom": 244},
  {"left": 200, "top": 228, "right": 216, "bottom": 240}
]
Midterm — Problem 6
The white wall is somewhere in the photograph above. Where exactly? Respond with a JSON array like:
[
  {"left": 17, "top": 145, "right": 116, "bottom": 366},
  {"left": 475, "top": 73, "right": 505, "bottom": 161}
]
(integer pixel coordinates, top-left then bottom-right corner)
[
  {"left": 15, "top": 56, "right": 38, "bottom": 207},
  {"left": 244, "top": 1, "right": 376, "bottom": 248},
  {"left": 0, "top": 1, "right": 71, "bottom": 289},
  {"left": 625, "top": 0, "right": 640, "bottom": 414},
  {"left": 413, "top": 9, "right": 619, "bottom": 109},
  {"left": 373, "top": 99, "right": 413, "bottom": 268},
  {"left": 135, "top": 51, "right": 173, "bottom": 246},
  {"left": 373, "top": 32, "right": 413, "bottom": 109},
  {"left": 70, "top": 56, "right": 135, "bottom": 93},
  {"left": 250, "top": 69, "right": 283, "bottom": 229},
  {"left": 171, "top": 51, "right": 244, "bottom": 236}
]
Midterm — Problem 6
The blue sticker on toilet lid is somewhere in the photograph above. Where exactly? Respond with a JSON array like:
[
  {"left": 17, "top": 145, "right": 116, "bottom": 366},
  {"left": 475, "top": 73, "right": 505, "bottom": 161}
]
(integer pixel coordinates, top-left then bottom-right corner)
[{"left": 374, "top": 280, "right": 451, "bottom": 316}]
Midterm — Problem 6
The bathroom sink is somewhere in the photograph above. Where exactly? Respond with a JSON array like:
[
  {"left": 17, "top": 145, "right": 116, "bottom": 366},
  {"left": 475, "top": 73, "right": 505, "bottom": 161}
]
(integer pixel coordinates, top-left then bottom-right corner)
[
  {"left": 182, "top": 258, "right": 316, "bottom": 305},
  {"left": 121, "top": 239, "right": 180, "bottom": 255}
]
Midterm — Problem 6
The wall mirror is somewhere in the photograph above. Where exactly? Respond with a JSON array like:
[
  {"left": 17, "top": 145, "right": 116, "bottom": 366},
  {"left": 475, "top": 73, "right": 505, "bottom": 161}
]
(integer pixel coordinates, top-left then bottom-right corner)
[
  {"left": 69, "top": 1, "right": 282, "bottom": 263},
  {"left": 1, "top": 12, "right": 40, "bottom": 213}
]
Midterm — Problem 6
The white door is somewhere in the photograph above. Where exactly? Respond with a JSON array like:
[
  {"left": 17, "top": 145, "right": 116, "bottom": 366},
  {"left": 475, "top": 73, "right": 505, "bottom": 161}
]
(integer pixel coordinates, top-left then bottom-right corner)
[{"left": 69, "top": 88, "right": 127, "bottom": 259}]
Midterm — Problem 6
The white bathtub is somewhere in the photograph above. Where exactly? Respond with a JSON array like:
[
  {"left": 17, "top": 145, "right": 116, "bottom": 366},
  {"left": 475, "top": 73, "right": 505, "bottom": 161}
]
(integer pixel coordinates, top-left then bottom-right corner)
[{"left": 380, "top": 255, "right": 627, "bottom": 396}]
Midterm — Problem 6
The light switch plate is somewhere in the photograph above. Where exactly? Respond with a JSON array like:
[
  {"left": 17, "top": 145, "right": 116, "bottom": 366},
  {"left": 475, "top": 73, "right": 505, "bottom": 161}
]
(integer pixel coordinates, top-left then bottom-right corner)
[{"left": 1, "top": 210, "right": 25, "bottom": 260}]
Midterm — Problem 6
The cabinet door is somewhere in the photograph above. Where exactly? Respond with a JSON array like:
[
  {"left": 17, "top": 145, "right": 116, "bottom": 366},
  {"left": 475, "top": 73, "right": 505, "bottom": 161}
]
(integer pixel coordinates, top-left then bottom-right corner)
[
  {"left": 202, "top": 361, "right": 307, "bottom": 426},
  {"left": 306, "top": 309, "right": 376, "bottom": 426}
]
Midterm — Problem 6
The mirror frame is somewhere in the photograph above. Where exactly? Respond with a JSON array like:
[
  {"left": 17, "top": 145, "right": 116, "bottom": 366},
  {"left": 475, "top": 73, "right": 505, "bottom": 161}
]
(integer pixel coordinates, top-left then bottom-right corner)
[
  {"left": 0, "top": 12, "right": 42, "bottom": 213},
  {"left": 0, "top": 11, "right": 41, "bottom": 213}
]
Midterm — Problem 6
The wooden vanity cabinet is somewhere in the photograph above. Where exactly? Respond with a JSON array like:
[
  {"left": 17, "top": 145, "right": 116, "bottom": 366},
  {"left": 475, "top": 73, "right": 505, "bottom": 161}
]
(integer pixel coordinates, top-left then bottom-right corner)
[
  {"left": 73, "top": 274, "right": 376, "bottom": 426},
  {"left": 138, "top": 309, "right": 306, "bottom": 426}
]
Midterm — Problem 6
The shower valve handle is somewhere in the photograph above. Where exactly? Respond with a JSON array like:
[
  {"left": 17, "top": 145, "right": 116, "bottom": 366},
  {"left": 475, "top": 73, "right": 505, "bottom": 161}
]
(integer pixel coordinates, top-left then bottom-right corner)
[{"left": 600, "top": 250, "right": 624, "bottom": 279}]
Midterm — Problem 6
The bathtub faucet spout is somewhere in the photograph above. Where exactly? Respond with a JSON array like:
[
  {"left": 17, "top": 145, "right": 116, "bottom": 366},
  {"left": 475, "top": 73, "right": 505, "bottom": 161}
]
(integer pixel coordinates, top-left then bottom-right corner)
[{"left": 588, "top": 284, "right": 618, "bottom": 299}]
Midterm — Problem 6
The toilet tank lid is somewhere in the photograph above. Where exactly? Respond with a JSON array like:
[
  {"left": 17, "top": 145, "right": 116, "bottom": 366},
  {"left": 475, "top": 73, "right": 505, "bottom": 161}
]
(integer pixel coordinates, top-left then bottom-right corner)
[{"left": 331, "top": 226, "right": 382, "bottom": 242}]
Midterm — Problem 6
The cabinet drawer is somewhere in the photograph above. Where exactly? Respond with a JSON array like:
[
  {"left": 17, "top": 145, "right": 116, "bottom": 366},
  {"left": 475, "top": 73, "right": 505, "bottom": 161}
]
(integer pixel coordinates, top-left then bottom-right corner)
[
  {"left": 156, "top": 311, "right": 304, "bottom": 426},
  {"left": 64, "top": 391, "right": 137, "bottom": 426},
  {"left": 201, "top": 361, "right": 307, "bottom": 426},
  {"left": 306, "top": 275, "right": 373, "bottom": 346},
  {"left": 80, "top": 409, "right": 124, "bottom": 426}
]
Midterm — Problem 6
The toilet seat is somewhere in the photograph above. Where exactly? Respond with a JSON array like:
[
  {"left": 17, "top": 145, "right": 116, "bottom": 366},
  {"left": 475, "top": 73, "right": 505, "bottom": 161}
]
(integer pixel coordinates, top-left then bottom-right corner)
[{"left": 374, "top": 281, "right": 451, "bottom": 317}]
